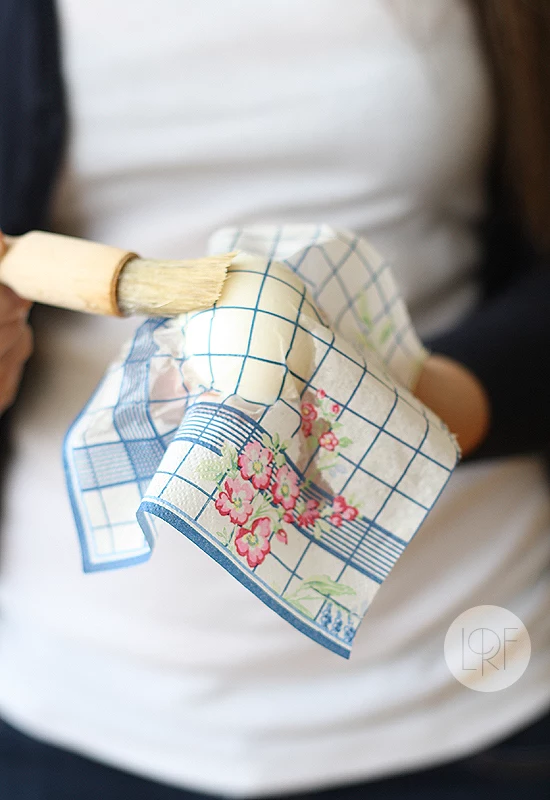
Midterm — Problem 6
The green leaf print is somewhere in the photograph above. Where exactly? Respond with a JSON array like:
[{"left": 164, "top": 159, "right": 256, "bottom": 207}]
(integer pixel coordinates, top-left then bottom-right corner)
[
  {"left": 357, "top": 292, "right": 373, "bottom": 329},
  {"left": 285, "top": 595, "right": 316, "bottom": 618},
  {"left": 221, "top": 440, "right": 238, "bottom": 471},
  {"left": 195, "top": 459, "right": 224, "bottom": 483},
  {"left": 378, "top": 320, "right": 394, "bottom": 345},
  {"left": 301, "top": 575, "right": 356, "bottom": 597},
  {"left": 261, "top": 432, "right": 273, "bottom": 449},
  {"left": 312, "top": 520, "right": 324, "bottom": 540},
  {"left": 284, "top": 575, "right": 356, "bottom": 620},
  {"left": 215, "top": 526, "right": 234, "bottom": 547}
]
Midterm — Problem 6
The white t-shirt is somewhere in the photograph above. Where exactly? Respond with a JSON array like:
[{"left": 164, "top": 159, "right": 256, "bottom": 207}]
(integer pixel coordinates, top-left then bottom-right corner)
[{"left": 1, "top": 1, "right": 549, "bottom": 795}]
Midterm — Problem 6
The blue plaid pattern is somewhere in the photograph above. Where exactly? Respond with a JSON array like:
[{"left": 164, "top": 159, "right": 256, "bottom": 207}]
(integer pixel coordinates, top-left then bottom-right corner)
[{"left": 64, "top": 225, "right": 459, "bottom": 657}]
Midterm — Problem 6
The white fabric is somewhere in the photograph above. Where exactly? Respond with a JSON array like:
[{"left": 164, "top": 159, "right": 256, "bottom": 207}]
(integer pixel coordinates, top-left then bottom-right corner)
[
  {"left": 1, "top": 0, "right": 549, "bottom": 795},
  {"left": 64, "top": 224, "right": 458, "bottom": 657}
]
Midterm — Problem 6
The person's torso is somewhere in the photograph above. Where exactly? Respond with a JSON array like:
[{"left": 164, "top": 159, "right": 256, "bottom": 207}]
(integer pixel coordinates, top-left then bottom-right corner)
[{"left": 1, "top": 1, "right": 549, "bottom": 795}]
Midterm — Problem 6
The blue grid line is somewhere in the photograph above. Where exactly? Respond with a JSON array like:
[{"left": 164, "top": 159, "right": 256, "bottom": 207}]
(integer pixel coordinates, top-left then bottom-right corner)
[
  {"left": 317, "top": 520, "right": 402, "bottom": 560},
  {"left": 332, "top": 259, "right": 387, "bottom": 330},
  {"left": 330, "top": 400, "right": 431, "bottom": 591},
  {"left": 137, "top": 499, "right": 350, "bottom": 658},
  {"left": 337, "top": 453, "right": 429, "bottom": 511},
  {"left": 321, "top": 526, "right": 403, "bottom": 569},
  {"left": 183, "top": 304, "right": 365, "bottom": 369},
  {"left": 341, "top": 401, "right": 453, "bottom": 473},
  {"left": 165, "top": 402, "right": 407, "bottom": 583},
  {"left": 65, "top": 224, "right": 459, "bottom": 655}
]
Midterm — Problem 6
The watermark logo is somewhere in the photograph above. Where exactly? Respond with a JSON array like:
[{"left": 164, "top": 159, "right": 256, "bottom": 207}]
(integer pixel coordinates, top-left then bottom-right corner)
[{"left": 444, "top": 605, "right": 531, "bottom": 692}]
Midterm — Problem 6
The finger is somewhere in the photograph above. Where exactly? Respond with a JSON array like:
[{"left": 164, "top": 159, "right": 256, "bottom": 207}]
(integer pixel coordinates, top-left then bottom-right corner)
[
  {"left": 0, "top": 323, "right": 33, "bottom": 365},
  {"left": 0, "top": 326, "right": 33, "bottom": 414},
  {"left": 0, "top": 232, "right": 32, "bottom": 316},
  {"left": 0, "top": 285, "right": 32, "bottom": 321},
  {"left": 0, "top": 320, "right": 32, "bottom": 359},
  {"left": 0, "top": 359, "right": 25, "bottom": 414}
]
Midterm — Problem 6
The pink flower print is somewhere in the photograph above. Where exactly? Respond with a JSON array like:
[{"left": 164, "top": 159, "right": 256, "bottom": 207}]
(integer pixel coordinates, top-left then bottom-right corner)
[
  {"left": 301, "top": 402, "right": 317, "bottom": 421},
  {"left": 319, "top": 431, "right": 339, "bottom": 451},
  {"left": 332, "top": 495, "right": 347, "bottom": 514},
  {"left": 331, "top": 402, "right": 340, "bottom": 414},
  {"left": 275, "top": 529, "right": 288, "bottom": 544},
  {"left": 330, "top": 513, "right": 343, "bottom": 527},
  {"left": 332, "top": 496, "right": 359, "bottom": 522},
  {"left": 301, "top": 419, "right": 313, "bottom": 438},
  {"left": 214, "top": 477, "right": 255, "bottom": 526},
  {"left": 316, "top": 388, "right": 326, "bottom": 399},
  {"left": 282, "top": 510, "right": 294, "bottom": 524},
  {"left": 238, "top": 441, "right": 273, "bottom": 490},
  {"left": 235, "top": 517, "right": 272, "bottom": 568},
  {"left": 342, "top": 504, "right": 359, "bottom": 522},
  {"left": 297, "top": 499, "right": 320, "bottom": 528},
  {"left": 272, "top": 465, "right": 301, "bottom": 511}
]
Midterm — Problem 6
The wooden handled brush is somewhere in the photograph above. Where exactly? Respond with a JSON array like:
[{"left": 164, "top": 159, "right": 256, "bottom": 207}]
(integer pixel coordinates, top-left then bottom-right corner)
[{"left": 0, "top": 231, "right": 236, "bottom": 316}]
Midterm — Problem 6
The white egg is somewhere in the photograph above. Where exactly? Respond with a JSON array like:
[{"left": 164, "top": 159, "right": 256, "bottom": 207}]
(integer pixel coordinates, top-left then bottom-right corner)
[{"left": 183, "top": 253, "right": 320, "bottom": 405}]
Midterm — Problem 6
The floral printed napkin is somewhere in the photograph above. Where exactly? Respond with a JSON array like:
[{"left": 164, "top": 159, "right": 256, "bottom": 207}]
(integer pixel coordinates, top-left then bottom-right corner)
[{"left": 64, "top": 225, "right": 459, "bottom": 657}]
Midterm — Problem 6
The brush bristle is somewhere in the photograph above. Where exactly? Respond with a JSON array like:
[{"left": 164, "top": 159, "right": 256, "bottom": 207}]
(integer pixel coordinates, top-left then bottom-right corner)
[{"left": 117, "top": 253, "right": 236, "bottom": 316}]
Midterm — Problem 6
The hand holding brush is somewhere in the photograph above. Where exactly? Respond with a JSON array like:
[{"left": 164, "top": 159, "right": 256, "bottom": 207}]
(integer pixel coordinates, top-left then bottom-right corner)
[{"left": 0, "top": 230, "right": 236, "bottom": 317}]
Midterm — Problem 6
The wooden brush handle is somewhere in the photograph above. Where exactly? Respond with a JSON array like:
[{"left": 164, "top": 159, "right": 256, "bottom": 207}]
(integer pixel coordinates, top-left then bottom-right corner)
[{"left": 0, "top": 231, "right": 136, "bottom": 315}]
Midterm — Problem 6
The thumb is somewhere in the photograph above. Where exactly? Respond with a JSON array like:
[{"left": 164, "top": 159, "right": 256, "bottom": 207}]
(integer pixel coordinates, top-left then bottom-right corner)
[{"left": 0, "top": 230, "right": 32, "bottom": 312}]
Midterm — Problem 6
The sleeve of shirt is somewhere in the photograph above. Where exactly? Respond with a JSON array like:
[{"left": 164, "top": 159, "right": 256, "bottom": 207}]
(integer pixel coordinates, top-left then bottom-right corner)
[
  {"left": 0, "top": 0, "right": 66, "bottom": 235},
  {"left": 425, "top": 256, "right": 550, "bottom": 461}
]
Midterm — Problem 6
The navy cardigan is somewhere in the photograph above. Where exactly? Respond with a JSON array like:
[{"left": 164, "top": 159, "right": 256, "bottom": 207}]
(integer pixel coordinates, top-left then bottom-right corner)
[{"left": 1, "top": 0, "right": 550, "bottom": 463}]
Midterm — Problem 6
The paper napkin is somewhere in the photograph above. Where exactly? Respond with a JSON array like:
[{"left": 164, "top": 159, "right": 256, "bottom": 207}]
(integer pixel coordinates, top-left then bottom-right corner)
[{"left": 64, "top": 225, "right": 459, "bottom": 657}]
